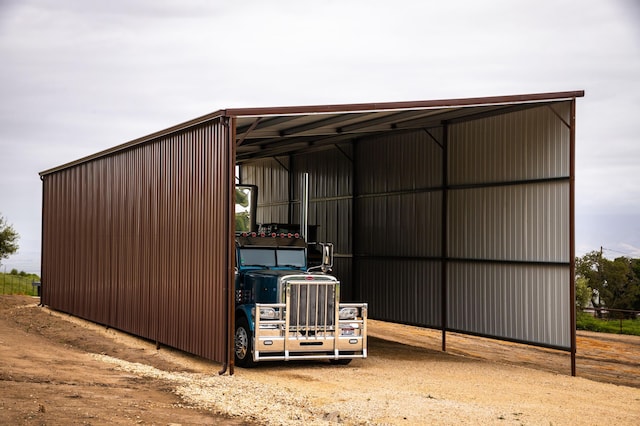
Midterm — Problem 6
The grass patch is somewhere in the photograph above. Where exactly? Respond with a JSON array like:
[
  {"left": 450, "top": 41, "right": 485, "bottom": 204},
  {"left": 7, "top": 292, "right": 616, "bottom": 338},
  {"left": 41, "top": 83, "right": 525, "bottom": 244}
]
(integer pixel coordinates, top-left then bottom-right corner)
[
  {"left": 577, "top": 311, "right": 640, "bottom": 336},
  {"left": 0, "top": 272, "right": 40, "bottom": 296}
]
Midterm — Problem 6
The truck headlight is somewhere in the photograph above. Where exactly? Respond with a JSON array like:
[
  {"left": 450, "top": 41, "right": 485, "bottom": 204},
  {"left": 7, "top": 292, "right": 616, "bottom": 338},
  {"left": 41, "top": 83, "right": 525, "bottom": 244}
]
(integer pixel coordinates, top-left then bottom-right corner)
[
  {"left": 339, "top": 307, "right": 358, "bottom": 320},
  {"left": 259, "top": 307, "right": 277, "bottom": 320}
]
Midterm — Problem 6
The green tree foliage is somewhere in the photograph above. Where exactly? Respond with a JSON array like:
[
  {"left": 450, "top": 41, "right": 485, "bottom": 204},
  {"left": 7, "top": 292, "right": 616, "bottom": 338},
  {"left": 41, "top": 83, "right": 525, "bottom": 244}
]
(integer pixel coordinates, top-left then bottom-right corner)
[
  {"left": 0, "top": 214, "right": 20, "bottom": 266},
  {"left": 575, "top": 276, "right": 591, "bottom": 309},
  {"left": 633, "top": 258, "right": 640, "bottom": 311},
  {"left": 235, "top": 187, "right": 251, "bottom": 232},
  {"left": 235, "top": 212, "right": 251, "bottom": 232},
  {"left": 576, "top": 251, "right": 604, "bottom": 313},
  {"left": 235, "top": 187, "right": 249, "bottom": 208},
  {"left": 576, "top": 250, "right": 640, "bottom": 317}
]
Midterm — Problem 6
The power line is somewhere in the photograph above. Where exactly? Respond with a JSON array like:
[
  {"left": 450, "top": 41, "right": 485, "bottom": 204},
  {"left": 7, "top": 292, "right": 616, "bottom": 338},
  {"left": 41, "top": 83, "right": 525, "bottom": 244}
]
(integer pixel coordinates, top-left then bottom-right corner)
[{"left": 602, "top": 247, "right": 639, "bottom": 258}]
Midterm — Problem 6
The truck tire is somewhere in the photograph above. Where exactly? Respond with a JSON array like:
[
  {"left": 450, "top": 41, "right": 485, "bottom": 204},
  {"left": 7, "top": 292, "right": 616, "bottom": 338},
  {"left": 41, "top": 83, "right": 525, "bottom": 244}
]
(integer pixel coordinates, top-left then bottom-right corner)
[{"left": 234, "top": 317, "right": 256, "bottom": 368}]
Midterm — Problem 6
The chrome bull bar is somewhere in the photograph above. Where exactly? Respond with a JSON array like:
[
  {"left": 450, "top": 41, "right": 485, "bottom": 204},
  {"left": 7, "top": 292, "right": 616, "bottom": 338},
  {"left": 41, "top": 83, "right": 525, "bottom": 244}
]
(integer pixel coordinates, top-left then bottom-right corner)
[{"left": 253, "top": 280, "right": 367, "bottom": 362}]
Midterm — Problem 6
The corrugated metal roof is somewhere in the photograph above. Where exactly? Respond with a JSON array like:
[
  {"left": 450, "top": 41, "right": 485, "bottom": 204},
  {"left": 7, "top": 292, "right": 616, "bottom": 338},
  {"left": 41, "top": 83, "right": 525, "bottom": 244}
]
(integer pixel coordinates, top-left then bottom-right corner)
[{"left": 40, "top": 91, "right": 584, "bottom": 175}]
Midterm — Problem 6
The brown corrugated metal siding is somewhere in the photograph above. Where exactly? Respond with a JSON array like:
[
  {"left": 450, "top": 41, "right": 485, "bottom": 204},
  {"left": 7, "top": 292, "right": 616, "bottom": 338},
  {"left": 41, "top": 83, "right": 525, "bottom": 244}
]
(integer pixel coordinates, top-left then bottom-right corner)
[{"left": 41, "top": 118, "right": 232, "bottom": 362}]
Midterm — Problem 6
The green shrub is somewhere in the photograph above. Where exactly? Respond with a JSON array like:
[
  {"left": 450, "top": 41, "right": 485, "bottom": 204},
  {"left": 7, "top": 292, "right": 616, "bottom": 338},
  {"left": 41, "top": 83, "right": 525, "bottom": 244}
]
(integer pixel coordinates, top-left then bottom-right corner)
[{"left": 577, "top": 311, "right": 640, "bottom": 336}]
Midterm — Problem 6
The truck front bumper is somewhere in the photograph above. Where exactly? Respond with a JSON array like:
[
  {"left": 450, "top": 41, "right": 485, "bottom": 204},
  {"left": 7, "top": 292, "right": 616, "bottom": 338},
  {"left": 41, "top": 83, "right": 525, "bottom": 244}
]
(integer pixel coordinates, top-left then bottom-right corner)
[{"left": 253, "top": 302, "right": 368, "bottom": 362}]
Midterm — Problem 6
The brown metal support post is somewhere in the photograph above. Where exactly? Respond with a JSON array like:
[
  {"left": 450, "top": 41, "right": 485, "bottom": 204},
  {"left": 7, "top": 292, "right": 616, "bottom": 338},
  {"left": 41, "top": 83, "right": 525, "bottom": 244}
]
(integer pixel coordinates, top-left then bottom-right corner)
[
  {"left": 229, "top": 116, "right": 237, "bottom": 375},
  {"left": 441, "top": 123, "right": 449, "bottom": 352},
  {"left": 39, "top": 175, "right": 46, "bottom": 306},
  {"left": 219, "top": 115, "right": 236, "bottom": 376},
  {"left": 569, "top": 100, "right": 577, "bottom": 376}
]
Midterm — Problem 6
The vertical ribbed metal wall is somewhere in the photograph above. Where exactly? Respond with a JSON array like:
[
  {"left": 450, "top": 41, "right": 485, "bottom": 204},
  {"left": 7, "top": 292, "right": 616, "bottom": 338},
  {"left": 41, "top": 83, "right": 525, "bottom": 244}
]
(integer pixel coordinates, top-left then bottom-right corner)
[
  {"left": 240, "top": 157, "right": 291, "bottom": 224},
  {"left": 448, "top": 105, "right": 570, "bottom": 185},
  {"left": 354, "top": 129, "right": 444, "bottom": 326},
  {"left": 291, "top": 147, "right": 353, "bottom": 250},
  {"left": 447, "top": 182, "right": 569, "bottom": 262},
  {"left": 41, "top": 119, "right": 231, "bottom": 362},
  {"left": 292, "top": 146, "right": 354, "bottom": 298},
  {"left": 447, "top": 262, "right": 570, "bottom": 346},
  {"left": 447, "top": 103, "right": 572, "bottom": 348},
  {"left": 359, "top": 259, "right": 442, "bottom": 325}
]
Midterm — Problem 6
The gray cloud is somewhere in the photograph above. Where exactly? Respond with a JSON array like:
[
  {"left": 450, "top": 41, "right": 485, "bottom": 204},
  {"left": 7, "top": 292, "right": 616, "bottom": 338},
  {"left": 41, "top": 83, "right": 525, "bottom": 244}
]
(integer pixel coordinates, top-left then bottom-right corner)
[{"left": 1, "top": 0, "right": 639, "bottom": 273}]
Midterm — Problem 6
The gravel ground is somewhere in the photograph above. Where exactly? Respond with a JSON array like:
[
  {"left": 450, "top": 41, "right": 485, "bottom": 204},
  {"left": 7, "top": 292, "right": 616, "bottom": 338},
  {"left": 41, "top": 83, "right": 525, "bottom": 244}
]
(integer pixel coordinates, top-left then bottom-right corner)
[
  {"left": 92, "top": 355, "right": 331, "bottom": 424},
  {"left": 2, "top": 295, "right": 640, "bottom": 425}
]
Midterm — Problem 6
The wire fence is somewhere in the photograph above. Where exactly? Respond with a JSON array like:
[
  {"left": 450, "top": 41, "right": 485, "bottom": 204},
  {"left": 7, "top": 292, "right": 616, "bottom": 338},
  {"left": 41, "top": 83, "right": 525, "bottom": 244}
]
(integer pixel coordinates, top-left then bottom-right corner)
[
  {"left": 0, "top": 273, "right": 40, "bottom": 297},
  {"left": 579, "top": 307, "right": 640, "bottom": 335}
]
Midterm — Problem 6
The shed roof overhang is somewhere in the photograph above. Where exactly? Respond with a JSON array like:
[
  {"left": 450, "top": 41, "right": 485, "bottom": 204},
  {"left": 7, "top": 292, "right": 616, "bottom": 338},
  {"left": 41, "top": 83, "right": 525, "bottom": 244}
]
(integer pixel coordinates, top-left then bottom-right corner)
[
  {"left": 39, "top": 90, "right": 584, "bottom": 175},
  {"left": 230, "top": 90, "right": 584, "bottom": 164}
]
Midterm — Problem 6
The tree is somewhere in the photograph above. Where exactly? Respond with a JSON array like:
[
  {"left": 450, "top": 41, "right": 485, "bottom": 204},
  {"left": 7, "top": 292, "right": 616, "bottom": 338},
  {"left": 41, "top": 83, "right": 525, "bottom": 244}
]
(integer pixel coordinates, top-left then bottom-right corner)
[
  {"left": 576, "top": 251, "right": 605, "bottom": 314},
  {"left": 576, "top": 250, "right": 640, "bottom": 318},
  {"left": 0, "top": 214, "right": 19, "bottom": 266},
  {"left": 603, "top": 257, "right": 640, "bottom": 315}
]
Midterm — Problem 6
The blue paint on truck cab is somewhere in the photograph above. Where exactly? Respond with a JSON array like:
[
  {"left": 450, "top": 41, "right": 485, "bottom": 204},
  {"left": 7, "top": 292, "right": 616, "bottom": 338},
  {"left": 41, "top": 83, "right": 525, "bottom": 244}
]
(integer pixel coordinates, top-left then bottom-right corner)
[{"left": 233, "top": 233, "right": 368, "bottom": 367}]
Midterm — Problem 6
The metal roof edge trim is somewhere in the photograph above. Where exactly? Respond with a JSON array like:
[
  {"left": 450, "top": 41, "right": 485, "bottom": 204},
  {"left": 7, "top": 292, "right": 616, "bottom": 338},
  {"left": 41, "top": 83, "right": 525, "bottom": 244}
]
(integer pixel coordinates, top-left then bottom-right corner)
[
  {"left": 39, "top": 90, "right": 584, "bottom": 176},
  {"left": 224, "top": 90, "right": 585, "bottom": 117}
]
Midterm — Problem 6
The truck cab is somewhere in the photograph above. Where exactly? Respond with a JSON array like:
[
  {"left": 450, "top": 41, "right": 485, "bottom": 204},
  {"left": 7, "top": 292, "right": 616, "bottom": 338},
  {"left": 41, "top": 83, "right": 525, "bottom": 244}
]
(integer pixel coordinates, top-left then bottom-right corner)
[{"left": 233, "top": 230, "right": 368, "bottom": 367}]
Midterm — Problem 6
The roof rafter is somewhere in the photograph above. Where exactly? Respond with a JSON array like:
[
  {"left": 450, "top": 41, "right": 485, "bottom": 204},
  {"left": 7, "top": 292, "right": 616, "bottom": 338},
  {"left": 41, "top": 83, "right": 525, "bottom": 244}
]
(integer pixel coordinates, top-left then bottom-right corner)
[
  {"left": 279, "top": 113, "right": 360, "bottom": 136},
  {"left": 337, "top": 109, "right": 446, "bottom": 133}
]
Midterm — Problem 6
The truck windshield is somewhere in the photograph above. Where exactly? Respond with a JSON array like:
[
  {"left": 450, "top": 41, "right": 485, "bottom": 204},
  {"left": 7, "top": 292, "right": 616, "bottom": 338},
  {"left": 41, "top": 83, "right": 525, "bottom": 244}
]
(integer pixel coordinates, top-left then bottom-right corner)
[
  {"left": 276, "top": 248, "right": 305, "bottom": 267},
  {"left": 239, "top": 249, "right": 276, "bottom": 267},
  {"left": 238, "top": 248, "right": 305, "bottom": 268}
]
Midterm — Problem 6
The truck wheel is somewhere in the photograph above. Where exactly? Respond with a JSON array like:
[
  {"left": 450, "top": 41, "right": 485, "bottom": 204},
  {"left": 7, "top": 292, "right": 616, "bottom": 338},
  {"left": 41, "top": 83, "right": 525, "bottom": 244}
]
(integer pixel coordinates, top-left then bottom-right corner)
[{"left": 234, "top": 317, "right": 256, "bottom": 368}]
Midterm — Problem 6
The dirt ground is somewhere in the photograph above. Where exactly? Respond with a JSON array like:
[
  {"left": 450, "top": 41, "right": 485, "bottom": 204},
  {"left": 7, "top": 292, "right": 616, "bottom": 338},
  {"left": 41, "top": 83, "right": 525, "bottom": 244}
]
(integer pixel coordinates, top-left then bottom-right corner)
[{"left": 1, "top": 294, "right": 639, "bottom": 425}]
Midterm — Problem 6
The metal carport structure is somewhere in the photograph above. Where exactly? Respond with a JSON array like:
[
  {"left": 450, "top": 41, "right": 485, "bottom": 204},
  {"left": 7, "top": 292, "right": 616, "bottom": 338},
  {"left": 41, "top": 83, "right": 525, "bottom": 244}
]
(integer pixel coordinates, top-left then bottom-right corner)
[{"left": 40, "top": 90, "right": 584, "bottom": 375}]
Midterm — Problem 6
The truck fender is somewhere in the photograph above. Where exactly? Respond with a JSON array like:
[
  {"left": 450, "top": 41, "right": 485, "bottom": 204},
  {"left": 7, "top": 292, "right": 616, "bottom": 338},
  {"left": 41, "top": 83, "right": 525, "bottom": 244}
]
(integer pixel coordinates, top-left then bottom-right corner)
[{"left": 235, "top": 306, "right": 255, "bottom": 332}]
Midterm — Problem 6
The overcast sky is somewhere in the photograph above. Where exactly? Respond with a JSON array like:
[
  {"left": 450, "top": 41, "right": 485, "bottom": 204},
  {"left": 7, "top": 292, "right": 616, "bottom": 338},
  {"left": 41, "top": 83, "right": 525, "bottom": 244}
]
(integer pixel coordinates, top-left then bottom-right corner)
[{"left": 1, "top": 0, "right": 639, "bottom": 273}]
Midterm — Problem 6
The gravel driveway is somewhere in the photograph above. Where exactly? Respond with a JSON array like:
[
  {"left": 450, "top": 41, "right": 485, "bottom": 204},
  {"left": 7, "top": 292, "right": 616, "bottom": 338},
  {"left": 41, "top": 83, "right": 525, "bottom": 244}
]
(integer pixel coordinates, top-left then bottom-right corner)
[{"left": 2, "top": 295, "right": 639, "bottom": 425}]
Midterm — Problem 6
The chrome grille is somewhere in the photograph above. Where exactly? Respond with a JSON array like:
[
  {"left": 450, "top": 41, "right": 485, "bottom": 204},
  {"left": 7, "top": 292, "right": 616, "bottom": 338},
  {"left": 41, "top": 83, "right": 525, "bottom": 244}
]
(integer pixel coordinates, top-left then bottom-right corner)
[{"left": 288, "top": 281, "right": 336, "bottom": 332}]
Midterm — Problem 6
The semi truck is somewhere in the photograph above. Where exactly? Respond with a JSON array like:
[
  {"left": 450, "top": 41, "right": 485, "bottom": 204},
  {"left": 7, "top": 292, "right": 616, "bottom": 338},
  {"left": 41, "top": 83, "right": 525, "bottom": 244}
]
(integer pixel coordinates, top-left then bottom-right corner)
[{"left": 233, "top": 184, "right": 368, "bottom": 367}]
